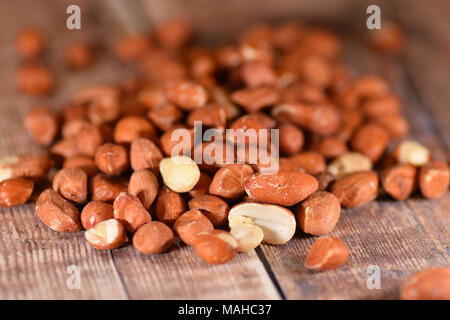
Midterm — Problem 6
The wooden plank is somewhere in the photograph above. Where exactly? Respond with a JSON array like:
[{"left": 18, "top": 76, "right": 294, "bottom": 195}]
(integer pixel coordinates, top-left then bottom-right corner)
[
  {"left": 0, "top": 0, "right": 280, "bottom": 299},
  {"left": 258, "top": 10, "right": 450, "bottom": 299},
  {"left": 104, "top": 0, "right": 281, "bottom": 300}
]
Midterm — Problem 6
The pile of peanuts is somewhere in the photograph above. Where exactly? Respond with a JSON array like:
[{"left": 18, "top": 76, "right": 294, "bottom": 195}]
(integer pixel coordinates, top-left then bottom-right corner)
[{"left": 2, "top": 19, "right": 450, "bottom": 299}]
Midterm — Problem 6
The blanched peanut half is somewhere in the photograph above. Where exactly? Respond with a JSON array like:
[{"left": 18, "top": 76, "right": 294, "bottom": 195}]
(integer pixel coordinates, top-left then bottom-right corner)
[
  {"left": 305, "top": 236, "right": 349, "bottom": 271},
  {"left": 327, "top": 152, "right": 372, "bottom": 179},
  {"left": 393, "top": 140, "right": 430, "bottom": 166},
  {"left": 228, "top": 202, "right": 296, "bottom": 245},
  {"left": 85, "top": 219, "right": 127, "bottom": 250},
  {"left": 159, "top": 155, "right": 200, "bottom": 192},
  {"left": 229, "top": 216, "right": 264, "bottom": 251}
]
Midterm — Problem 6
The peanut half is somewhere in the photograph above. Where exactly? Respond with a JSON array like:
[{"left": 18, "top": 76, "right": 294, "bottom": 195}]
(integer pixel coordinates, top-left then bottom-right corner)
[
  {"left": 229, "top": 217, "right": 264, "bottom": 252},
  {"left": 228, "top": 202, "right": 296, "bottom": 245}
]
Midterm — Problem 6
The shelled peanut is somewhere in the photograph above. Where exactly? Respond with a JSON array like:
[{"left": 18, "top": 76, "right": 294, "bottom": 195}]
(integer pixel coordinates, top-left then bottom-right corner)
[{"left": 1, "top": 19, "right": 449, "bottom": 297}]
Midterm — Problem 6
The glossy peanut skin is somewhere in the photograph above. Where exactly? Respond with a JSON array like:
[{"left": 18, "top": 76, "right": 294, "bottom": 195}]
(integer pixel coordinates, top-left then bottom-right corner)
[
  {"left": 81, "top": 201, "right": 114, "bottom": 230},
  {"left": 331, "top": 171, "right": 379, "bottom": 208},
  {"left": 113, "top": 193, "right": 151, "bottom": 233},
  {"left": 0, "top": 178, "right": 34, "bottom": 208},
  {"left": 244, "top": 171, "right": 318, "bottom": 206},
  {"left": 400, "top": 267, "right": 450, "bottom": 300},
  {"left": 36, "top": 189, "right": 82, "bottom": 233}
]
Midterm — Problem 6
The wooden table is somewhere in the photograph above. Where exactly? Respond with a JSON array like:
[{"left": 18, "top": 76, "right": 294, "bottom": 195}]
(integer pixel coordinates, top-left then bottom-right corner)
[{"left": 0, "top": 0, "right": 448, "bottom": 300}]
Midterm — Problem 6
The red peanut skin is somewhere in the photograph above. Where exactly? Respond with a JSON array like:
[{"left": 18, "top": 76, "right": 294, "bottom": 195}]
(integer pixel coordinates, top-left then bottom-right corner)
[{"left": 244, "top": 171, "right": 318, "bottom": 206}]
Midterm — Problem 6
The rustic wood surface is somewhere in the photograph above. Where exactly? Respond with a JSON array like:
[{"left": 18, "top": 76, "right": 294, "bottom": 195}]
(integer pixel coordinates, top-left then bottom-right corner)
[{"left": 0, "top": 0, "right": 448, "bottom": 300}]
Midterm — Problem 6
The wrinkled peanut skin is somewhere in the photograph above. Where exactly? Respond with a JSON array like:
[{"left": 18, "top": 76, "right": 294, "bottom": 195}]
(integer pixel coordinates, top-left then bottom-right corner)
[
  {"left": 209, "top": 164, "right": 254, "bottom": 199},
  {"left": 173, "top": 209, "right": 214, "bottom": 246},
  {"left": 155, "top": 187, "right": 186, "bottom": 226},
  {"left": 35, "top": 189, "right": 82, "bottom": 232},
  {"left": 297, "top": 191, "right": 341, "bottom": 235},
  {"left": 113, "top": 192, "right": 151, "bottom": 233},
  {"left": 90, "top": 173, "right": 128, "bottom": 203}
]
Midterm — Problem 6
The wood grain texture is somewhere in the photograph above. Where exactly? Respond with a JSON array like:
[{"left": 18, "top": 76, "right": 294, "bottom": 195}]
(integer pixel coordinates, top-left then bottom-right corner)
[
  {"left": 0, "top": 0, "right": 280, "bottom": 300},
  {"left": 0, "top": 0, "right": 448, "bottom": 300}
]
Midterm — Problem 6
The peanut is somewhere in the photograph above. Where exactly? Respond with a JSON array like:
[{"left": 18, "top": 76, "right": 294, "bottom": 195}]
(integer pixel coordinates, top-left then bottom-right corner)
[
  {"left": 331, "top": 171, "right": 379, "bottom": 207},
  {"left": 229, "top": 217, "right": 264, "bottom": 252},
  {"left": 228, "top": 202, "right": 296, "bottom": 245},
  {"left": 173, "top": 209, "right": 214, "bottom": 246},
  {"left": 113, "top": 192, "right": 151, "bottom": 233},
  {"left": 194, "top": 230, "right": 238, "bottom": 264},
  {"left": 188, "top": 194, "right": 230, "bottom": 227},
  {"left": 327, "top": 152, "right": 372, "bottom": 179},
  {"left": 85, "top": 219, "right": 127, "bottom": 250},
  {"left": 52, "top": 167, "right": 88, "bottom": 204},
  {"left": 244, "top": 171, "right": 318, "bottom": 206},
  {"left": 209, "top": 164, "right": 254, "bottom": 199},
  {"left": 128, "top": 169, "right": 158, "bottom": 210},
  {"left": 24, "top": 106, "right": 59, "bottom": 146},
  {"left": 95, "top": 143, "right": 129, "bottom": 176},
  {"left": 81, "top": 201, "right": 114, "bottom": 230},
  {"left": 393, "top": 140, "right": 430, "bottom": 166},
  {"left": 296, "top": 191, "right": 341, "bottom": 235},
  {"left": 400, "top": 267, "right": 450, "bottom": 300},
  {"left": 305, "top": 236, "right": 349, "bottom": 271},
  {"left": 35, "top": 189, "right": 82, "bottom": 232},
  {"left": 155, "top": 187, "right": 186, "bottom": 226},
  {"left": 419, "top": 161, "right": 450, "bottom": 199},
  {"left": 133, "top": 221, "right": 174, "bottom": 254}
]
